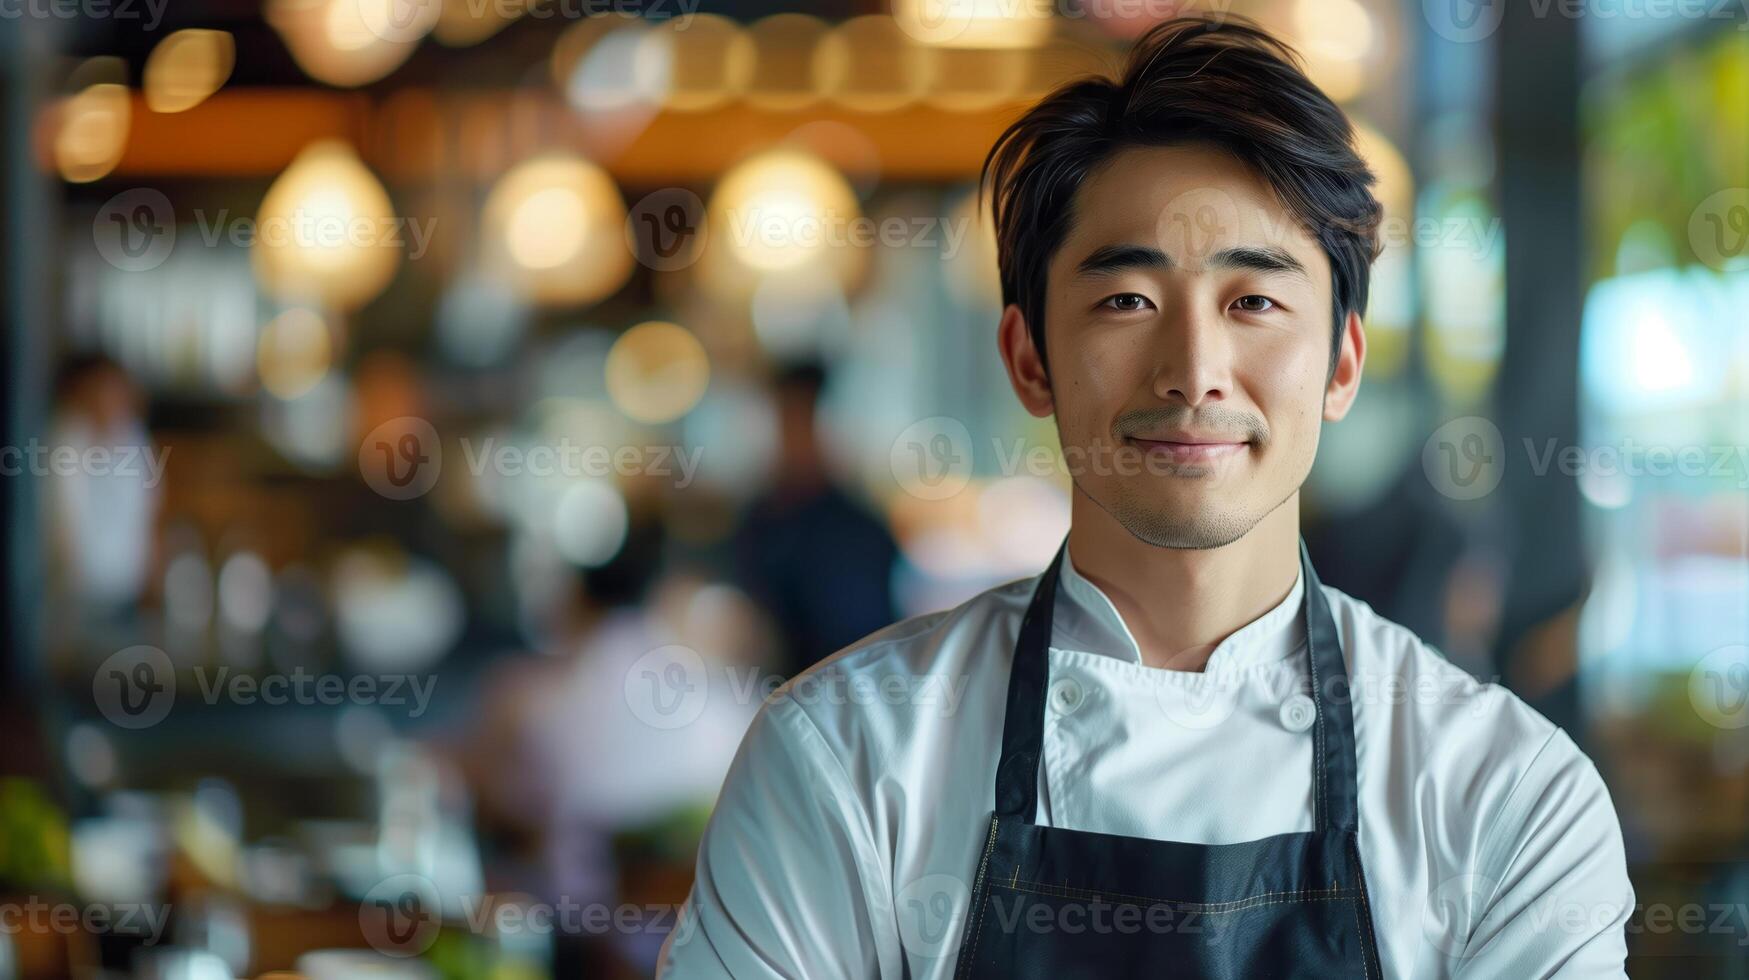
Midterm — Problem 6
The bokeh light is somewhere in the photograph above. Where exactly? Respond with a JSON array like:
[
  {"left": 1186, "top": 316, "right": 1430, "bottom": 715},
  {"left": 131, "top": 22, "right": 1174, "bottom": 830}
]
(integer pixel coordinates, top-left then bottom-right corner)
[
  {"left": 252, "top": 140, "right": 402, "bottom": 311},
  {"left": 605, "top": 321, "right": 711, "bottom": 425},
  {"left": 482, "top": 155, "right": 633, "bottom": 308},
  {"left": 143, "top": 30, "right": 236, "bottom": 114}
]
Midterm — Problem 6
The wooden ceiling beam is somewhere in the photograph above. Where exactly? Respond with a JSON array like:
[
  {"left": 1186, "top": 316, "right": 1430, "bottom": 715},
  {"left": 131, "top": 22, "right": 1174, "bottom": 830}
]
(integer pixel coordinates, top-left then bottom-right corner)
[{"left": 93, "top": 89, "right": 1022, "bottom": 184}]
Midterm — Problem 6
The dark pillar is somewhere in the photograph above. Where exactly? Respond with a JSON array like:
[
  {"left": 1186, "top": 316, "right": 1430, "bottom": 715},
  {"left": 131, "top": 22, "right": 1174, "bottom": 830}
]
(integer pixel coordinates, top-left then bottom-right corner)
[
  {"left": 1493, "top": 3, "right": 1586, "bottom": 735},
  {"left": 1, "top": 15, "right": 57, "bottom": 777}
]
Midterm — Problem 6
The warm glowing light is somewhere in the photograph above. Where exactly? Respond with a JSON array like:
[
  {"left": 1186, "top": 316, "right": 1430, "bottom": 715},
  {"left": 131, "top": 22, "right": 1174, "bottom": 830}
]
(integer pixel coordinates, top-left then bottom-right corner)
[
  {"left": 1287, "top": 0, "right": 1376, "bottom": 103},
  {"left": 144, "top": 30, "right": 235, "bottom": 113},
  {"left": 746, "top": 13, "right": 829, "bottom": 110},
  {"left": 55, "top": 82, "right": 130, "bottom": 183},
  {"left": 926, "top": 45, "right": 1030, "bottom": 112},
  {"left": 257, "top": 308, "right": 334, "bottom": 398},
  {"left": 708, "top": 149, "right": 861, "bottom": 274},
  {"left": 605, "top": 321, "right": 711, "bottom": 424},
  {"left": 657, "top": 14, "right": 755, "bottom": 111},
  {"left": 816, "top": 15, "right": 935, "bottom": 112},
  {"left": 268, "top": 0, "right": 436, "bottom": 88},
  {"left": 893, "top": 0, "right": 1054, "bottom": 49},
  {"left": 483, "top": 155, "right": 632, "bottom": 308},
  {"left": 252, "top": 140, "right": 402, "bottom": 311},
  {"left": 508, "top": 187, "right": 587, "bottom": 270}
]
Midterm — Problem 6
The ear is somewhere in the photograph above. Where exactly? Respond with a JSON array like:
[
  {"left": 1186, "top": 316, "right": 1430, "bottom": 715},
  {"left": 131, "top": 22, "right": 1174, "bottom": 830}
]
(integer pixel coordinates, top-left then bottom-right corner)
[
  {"left": 1322, "top": 308, "right": 1366, "bottom": 422},
  {"left": 998, "top": 304, "right": 1054, "bottom": 418}
]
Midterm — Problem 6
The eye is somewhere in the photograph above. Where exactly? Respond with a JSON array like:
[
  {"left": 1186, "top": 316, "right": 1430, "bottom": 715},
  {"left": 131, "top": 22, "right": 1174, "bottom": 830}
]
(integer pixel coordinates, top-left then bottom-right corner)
[
  {"left": 1232, "top": 295, "right": 1276, "bottom": 313},
  {"left": 1101, "top": 293, "right": 1154, "bottom": 312}
]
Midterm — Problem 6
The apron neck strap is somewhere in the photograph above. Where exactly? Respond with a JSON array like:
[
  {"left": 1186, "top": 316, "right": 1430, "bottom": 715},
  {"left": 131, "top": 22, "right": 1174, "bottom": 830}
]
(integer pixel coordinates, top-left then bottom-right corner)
[{"left": 992, "top": 535, "right": 1360, "bottom": 834}]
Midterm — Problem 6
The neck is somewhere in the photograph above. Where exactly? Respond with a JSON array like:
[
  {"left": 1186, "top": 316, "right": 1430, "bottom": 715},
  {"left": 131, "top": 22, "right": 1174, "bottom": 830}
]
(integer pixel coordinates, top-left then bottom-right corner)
[{"left": 1066, "top": 490, "right": 1301, "bottom": 671}]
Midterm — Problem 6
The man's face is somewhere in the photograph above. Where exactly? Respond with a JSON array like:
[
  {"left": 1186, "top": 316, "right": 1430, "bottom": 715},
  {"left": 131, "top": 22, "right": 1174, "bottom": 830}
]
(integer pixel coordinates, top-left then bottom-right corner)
[{"left": 1016, "top": 142, "right": 1354, "bottom": 550}]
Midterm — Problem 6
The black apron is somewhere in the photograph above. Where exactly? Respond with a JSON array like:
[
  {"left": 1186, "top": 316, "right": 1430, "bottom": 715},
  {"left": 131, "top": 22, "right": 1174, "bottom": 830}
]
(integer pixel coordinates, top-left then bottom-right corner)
[{"left": 951, "top": 538, "right": 1384, "bottom": 979}]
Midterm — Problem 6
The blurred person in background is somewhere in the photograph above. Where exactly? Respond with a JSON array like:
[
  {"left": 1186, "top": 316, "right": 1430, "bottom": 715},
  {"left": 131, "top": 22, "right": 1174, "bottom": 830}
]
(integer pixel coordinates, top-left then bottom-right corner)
[
  {"left": 44, "top": 353, "right": 163, "bottom": 653},
  {"left": 458, "top": 512, "right": 765, "bottom": 974},
  {"left": 730, "top": 361, "right": 899, "bottom": 679},
  {"left": 660, "top": 17, "right": 1633, "bottom": 978}
]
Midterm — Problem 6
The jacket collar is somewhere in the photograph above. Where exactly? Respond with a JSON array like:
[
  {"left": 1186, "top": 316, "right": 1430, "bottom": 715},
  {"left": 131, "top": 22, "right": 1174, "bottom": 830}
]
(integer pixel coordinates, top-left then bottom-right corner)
[{"left": 1051, "top": 541, "right": 1306, "bottom": 674}]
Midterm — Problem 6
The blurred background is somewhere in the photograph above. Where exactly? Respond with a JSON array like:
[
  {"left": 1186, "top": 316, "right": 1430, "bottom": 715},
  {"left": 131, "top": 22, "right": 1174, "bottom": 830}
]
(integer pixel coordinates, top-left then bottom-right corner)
[{"left": 0, "top": 0, "right": 1744, "bottom": 976}]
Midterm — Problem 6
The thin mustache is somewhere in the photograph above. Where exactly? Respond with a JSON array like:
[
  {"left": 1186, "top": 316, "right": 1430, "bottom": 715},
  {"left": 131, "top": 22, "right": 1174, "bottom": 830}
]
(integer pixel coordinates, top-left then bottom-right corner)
[{"left": 1113, "top": 408, "right": 1266, "bottom": 444}]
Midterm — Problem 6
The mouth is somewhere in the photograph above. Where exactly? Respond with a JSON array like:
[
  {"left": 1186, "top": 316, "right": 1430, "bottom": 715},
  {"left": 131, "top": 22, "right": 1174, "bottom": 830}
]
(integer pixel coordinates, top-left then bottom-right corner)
[{"left": 1124, "top": 436, "right": 1250, "bottom": 464}]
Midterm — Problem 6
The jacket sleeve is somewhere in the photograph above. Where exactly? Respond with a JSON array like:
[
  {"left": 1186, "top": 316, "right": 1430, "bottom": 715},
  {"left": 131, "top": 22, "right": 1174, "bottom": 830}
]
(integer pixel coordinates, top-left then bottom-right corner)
[
  {"left": 1448, "top": 728, "right": 1634, "bottom": 978},
  {"left": 657, "top": 693, "right": 891, "bottom": 978}
]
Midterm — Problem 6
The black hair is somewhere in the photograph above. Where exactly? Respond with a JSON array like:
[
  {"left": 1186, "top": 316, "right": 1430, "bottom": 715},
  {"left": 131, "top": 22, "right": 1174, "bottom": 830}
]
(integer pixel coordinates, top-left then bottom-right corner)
[
  {"left": 981, "top": 14, "right": 1384, "bottom": 378},
  {"left": 773, "top": 359, "right": 828, "bottom": 398},
  {"left": 578, "top": 516, "right": 665, "bottom": 609},
  {"left": 52, "top": 351, "right": 126, "bottom": 403}
]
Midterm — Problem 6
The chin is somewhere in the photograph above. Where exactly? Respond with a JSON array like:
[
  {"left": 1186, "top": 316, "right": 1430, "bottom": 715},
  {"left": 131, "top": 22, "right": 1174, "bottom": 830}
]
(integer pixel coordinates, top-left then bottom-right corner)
[{"left": 1107, "top": 498, "right": 1260, "bottom": 551}]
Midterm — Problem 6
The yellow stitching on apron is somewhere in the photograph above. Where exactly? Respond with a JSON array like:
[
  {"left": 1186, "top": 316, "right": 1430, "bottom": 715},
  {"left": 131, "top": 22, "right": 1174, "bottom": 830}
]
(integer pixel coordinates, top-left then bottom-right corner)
[
  {"left": 1350, "top": 839, "right": 1378, "bottom": 980},
  {"left": 1353, "top": 894, "right": 1370, "bottom": 980},
  {"left": 957, "top": 816, "right": 1002, "bottom": 979},
  {"left": 993, "top": 878, "right": 1356, "bottom": 914}
]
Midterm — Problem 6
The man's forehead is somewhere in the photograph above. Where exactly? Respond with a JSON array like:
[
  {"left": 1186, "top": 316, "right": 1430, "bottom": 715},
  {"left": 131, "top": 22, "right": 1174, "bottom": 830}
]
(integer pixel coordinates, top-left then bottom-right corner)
[{"left": 1057, "top": 144, "right": 1322, "bottom": 268}]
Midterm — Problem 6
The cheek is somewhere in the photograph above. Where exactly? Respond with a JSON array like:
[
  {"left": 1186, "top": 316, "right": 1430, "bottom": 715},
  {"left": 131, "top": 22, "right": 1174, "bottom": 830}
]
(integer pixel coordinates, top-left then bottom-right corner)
[
  {"left": 1052, "top": 322, "right": 1150, "bottom": 430},
  {"left": 1240, "top": 326, "right": 1330, "bottom": 436}
]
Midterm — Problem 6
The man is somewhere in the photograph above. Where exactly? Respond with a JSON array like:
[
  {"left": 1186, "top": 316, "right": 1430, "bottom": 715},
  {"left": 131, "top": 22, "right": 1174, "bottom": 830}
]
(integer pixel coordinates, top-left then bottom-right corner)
[
  {"left": 731, "top": 361, "right": 901, "bottom": 679},
  {"left": 659, "top": 16, "right": 1633, "bottom": 978}
]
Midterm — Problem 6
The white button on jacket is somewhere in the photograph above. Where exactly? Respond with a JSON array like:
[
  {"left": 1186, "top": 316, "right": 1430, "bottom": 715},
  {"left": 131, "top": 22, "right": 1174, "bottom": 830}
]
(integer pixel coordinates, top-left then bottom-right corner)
[{"left": 657, "top": 546, "right": 1635, "bottom": 978}]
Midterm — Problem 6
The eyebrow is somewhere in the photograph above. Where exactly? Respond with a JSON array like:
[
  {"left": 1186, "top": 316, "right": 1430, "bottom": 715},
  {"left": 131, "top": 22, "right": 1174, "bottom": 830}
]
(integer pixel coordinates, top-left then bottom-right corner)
[{"left": 1072, "top": 243, "right": 1310, "bottom": 280}]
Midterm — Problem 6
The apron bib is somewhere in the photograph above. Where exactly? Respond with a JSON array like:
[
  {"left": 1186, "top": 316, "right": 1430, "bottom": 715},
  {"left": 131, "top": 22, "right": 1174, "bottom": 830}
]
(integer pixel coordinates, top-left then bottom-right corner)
[{"left": 951, "top": 538, "right": 1384, "bottom": 979}]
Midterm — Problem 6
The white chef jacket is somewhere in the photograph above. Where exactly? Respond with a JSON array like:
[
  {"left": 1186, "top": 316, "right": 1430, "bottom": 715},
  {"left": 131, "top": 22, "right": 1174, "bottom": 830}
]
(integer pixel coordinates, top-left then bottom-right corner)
[{"left": 657, "top": 546, "right": 1634, "bottom": 978}]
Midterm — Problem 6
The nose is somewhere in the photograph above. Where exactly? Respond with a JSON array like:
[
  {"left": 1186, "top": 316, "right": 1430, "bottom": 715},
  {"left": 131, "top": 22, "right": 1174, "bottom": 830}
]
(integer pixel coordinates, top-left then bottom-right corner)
[{"left": 1149, "top": 300, "right": 1231, "bottom": 408}]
